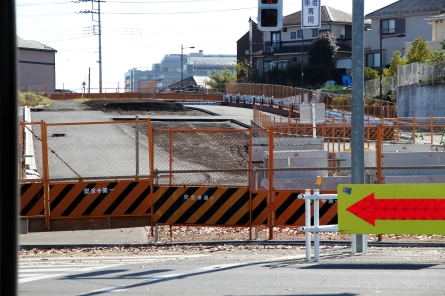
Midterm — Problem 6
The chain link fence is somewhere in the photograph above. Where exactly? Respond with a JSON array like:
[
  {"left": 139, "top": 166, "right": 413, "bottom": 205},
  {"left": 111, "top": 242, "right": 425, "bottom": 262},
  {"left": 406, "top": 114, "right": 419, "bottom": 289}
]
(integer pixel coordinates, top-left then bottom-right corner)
[
  {"left": 152, "top": 126, "right": 250, "bottom": 187},
  {"left": 21, "top": 119, "right": 445, "bottom": 188},
  {"left": 364, "top": 76, "right": 398, "bottom": 99},
  {"left": 26, "top": 121, "right": 150, "bottom": 180},
  {"left": 398, "top": 61, "right": 445, "bottom": 87}
]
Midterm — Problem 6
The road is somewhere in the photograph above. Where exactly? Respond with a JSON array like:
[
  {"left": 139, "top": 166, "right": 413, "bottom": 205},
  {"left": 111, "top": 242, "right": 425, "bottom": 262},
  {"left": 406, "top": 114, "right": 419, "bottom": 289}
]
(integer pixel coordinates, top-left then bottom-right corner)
[{"left": 19, "top": 246, "right": 445, "bottom": 296}]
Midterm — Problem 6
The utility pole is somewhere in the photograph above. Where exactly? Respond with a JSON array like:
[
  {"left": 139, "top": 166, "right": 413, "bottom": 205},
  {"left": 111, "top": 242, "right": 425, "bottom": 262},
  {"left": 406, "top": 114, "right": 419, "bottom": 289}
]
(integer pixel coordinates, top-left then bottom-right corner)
[{"left": 76, "top": 0, "right": 103, "bottom": 94}]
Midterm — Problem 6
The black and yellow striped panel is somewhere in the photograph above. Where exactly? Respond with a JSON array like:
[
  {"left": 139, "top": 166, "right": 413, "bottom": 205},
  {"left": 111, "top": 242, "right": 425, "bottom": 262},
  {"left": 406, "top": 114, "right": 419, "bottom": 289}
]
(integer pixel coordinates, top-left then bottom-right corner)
[
  {"left": 251, "top": 191, "right": 268, "bottom": 225},
  {"left": 153, "top": 187, "right": 249, "bottom": 226},
  {"left": 274, "top": 191, "right": 338, "bottom": 226},
  {"left": 20, "top": 182, "right": 44, "bottom": 217},
  {"left": 49, "top": 181, "right": 151, "bottom": 218}
]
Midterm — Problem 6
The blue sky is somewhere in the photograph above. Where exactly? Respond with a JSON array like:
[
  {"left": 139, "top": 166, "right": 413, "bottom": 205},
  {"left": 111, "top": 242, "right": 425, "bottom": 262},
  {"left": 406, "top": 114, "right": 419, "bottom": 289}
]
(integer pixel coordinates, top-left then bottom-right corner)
[{"left": 16, "top": 0, "right": 397, "bottom": 92}]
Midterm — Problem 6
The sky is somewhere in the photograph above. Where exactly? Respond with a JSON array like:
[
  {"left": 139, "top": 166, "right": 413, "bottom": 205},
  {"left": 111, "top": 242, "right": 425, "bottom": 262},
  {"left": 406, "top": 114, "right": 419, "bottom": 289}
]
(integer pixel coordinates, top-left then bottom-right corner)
[{"left": 16, "top": 0, "right": 398, "bottom": 92}]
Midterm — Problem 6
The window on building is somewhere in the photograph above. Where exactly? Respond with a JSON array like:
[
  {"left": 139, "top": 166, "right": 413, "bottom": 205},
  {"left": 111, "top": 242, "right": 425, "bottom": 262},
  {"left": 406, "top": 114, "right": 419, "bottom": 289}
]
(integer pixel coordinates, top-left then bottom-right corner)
[
  {"left": 381, "top": 18, "right": 405, "bottom": 35},
  {"left": 297, "top": 30, "right": 303, "bottom": 38},
  {"left": 291, "top": 32, "right": 296, "bottom": 39},
  {"left": 318, "top": 29, "right": 329, "bottom": 36},
  {"left": 271, "top": 32, "right": 281, "bottom": 51},
  {"left": 263, "top": 61, "right": 273, "bottom": 72},
  {"left": 312, "top": 29, "right": 318, "bottom": 37},
  {"left": 275, "top": 62, "right": 287, "bottom": 70},
  {"left": 366, "top": 52, "right": 380, "bottom": 68}
]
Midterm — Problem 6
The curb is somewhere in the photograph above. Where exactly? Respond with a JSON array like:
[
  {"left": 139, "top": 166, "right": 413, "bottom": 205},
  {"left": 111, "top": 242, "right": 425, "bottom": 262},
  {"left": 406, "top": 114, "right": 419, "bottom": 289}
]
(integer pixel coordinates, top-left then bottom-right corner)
[{"left": 19, "top": 240, "right": 445, "bottom": 250}]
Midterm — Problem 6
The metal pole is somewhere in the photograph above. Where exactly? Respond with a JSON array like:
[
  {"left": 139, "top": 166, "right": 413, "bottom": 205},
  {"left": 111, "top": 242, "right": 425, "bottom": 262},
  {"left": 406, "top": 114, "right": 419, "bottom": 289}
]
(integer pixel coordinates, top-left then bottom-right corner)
[
  {"left": 181, "top": 44, "right": 183, "bottom": 84},
  {"left": 314, "top": 192, "right": 320, "bottom": 262},
  {"left": 98, "top": 0, "right": 102, "bottom": 94},
  {"left": 135, "top": 116, "right": 139, "bottom": 177},
  {"left": 88, "top": 67, "right": 91, "bottom": 94},
  {"left": 1, "top": 0, "right": 18, "bottom": 293},
  {"left": 379, "top": 29, "right": 383, "bottom": 100},
  {"left": 351, "top": 0, "right": 365, "bottom": 253},
  {"left": 304, "top": 189, "right": 311, "bottom": 261},
  {"left": 301, "top": 30, "right": 304, "bottom": 88}
]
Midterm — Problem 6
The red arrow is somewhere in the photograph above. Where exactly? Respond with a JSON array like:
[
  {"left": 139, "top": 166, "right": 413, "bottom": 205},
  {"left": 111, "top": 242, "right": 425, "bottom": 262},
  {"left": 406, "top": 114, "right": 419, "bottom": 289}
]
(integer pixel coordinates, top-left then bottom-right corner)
[{"left": 346, "top": 193, "right": 445, "bottom": 226}]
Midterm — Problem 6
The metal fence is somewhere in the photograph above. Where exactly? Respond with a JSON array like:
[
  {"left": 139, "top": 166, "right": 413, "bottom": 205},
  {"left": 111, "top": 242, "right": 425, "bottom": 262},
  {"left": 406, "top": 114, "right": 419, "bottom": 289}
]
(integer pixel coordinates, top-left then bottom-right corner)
[
  {"left": 398, "top": 61, "right": 445, "bottom": 87},
  {"left": 20, "top": 119, "right": 445, "bottom": 188},
  {"left": 364, "top": 76, "right": 398, "bottom": 99}
]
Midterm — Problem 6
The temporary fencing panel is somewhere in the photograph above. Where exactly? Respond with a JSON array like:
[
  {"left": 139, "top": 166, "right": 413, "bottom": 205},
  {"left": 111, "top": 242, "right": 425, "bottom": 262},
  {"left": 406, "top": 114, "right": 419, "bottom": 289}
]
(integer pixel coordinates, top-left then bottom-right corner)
[
  {"left": 274, "top": 191, "right": 338, "bottom": 227},
  {"left": 48, "top": 181, "right": 151, "bottom": 218},
  {"left": 153, "top": 186, "right": 249, "bottom": 226},
  {"left": 251, "top": 191, "right": 268, "bottom": 225},
  {"left": 20, "top": 182, "right": 45, "bottom": 217}
]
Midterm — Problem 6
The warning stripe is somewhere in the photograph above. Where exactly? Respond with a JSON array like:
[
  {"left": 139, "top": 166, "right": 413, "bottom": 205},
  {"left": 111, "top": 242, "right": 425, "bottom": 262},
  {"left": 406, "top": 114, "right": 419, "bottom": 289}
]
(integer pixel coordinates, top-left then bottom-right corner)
[
  {"left": 49, "top": 181, "right": 151, "bottom": 218},
  {"left": 251, "top": 191, "right": 268, "bottom": 225},
  {"left": 274, "top": 191, "right": 338, "bottom": 227},
  {"left": 153, "top": 187, "right": 249, "bottom": 226},
  {"left": 20, "top": 183, "right": 44, "bottom": 216},
  {"left": 275, "top": 192, "right": 306, "bottom": 226}
]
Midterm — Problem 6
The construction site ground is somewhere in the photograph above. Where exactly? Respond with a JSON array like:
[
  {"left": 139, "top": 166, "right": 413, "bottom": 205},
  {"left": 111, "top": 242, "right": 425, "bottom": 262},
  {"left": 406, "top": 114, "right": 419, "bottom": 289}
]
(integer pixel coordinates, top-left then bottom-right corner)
[{"left": 20, "top": 99, "right": 445, "bottom": 254}]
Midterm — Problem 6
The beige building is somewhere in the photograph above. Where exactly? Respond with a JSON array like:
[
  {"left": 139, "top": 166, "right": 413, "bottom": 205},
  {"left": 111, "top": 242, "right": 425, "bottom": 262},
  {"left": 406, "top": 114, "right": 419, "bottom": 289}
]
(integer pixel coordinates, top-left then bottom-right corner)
[{"left": 18, "top": 36, "right": 57, "bottom": 93}]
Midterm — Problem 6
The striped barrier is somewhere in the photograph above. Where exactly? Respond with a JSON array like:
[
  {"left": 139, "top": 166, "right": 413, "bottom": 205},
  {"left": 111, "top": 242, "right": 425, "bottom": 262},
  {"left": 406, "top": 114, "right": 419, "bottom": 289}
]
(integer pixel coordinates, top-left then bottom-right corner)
[
  {"left": 20, "top": 182, "right": 45, "bottom": 217},
  {"left": 48, "top": 181, "right": 151, "bottom": 218},
  {"left": 251, "top": 191, "right": 268, "bottom": 225},
  {"left": 153, "top": 187, "right": 249, "bottom": 226},
  {"left": 274, "top": 191, "right": 338, "bottom": 227}
]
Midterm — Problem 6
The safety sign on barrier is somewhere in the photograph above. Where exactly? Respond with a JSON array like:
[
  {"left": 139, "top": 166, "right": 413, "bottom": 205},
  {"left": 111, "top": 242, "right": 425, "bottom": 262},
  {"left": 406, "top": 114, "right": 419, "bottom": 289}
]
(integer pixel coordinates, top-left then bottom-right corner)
[
  {"left": 338, "top": 184, "right": 445, "bottom": 234},
  {"left": 153, "top": 187, "right": 249, "bottom": 226},
  {"left": 49, "top": 181, "right": 152, "bottom": 218}
]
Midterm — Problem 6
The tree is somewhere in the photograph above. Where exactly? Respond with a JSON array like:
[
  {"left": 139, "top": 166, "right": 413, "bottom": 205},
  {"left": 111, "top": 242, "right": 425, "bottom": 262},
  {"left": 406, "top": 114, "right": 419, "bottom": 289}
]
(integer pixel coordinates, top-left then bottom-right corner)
[
  {"left": 428, "top": 50, "right": 445, "bottom": 63},
  {"left": 205, "top": 68, "right": 237, "bottom": 91},
  {"left": 440, "top": 39, "right": 445, "bottom": 51},
  {"left": 364, "top": 67, "right": 379, "bottom": 81},
  {"left": 383, "top": 50, "right": 407, "bottom": 77},
  {"left": 236, "top": 59, "right": 250, "bottom": 82},
  {"left": 407, "top": 37, "right": 432, "bottom": 63},
  {"left": 307, "top": 31, "right": 339, "bottom": 80}
]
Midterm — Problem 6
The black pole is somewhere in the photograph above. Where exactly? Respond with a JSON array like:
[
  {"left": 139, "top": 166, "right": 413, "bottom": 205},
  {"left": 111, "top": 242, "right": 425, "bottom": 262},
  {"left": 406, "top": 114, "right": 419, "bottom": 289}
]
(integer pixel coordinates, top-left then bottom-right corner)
[
  {"left": 301, "top": 30, "right": 304, "bottom": 88},
  {"left": 379, "top": 29, "right": 383, "bottom": 100},
  {"left": 0, "top": 0, "right": 18, "bottom": 295}
]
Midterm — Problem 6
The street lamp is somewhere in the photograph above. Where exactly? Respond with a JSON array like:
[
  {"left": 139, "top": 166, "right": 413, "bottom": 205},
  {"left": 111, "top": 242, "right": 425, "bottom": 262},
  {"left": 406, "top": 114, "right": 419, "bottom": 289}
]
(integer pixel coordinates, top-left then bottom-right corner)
[
  {"left": 379, "top": 30, "right": 406, "bottom": 100},
  {"left": 181, "top": 45, "right": 195, "bottom": 87}
]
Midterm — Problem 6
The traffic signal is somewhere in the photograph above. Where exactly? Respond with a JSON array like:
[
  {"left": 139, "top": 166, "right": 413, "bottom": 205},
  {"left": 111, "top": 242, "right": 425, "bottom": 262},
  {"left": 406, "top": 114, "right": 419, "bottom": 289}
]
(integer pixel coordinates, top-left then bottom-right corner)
[{"left": 258, "top": 0, "right": 283, "bottom": 31}]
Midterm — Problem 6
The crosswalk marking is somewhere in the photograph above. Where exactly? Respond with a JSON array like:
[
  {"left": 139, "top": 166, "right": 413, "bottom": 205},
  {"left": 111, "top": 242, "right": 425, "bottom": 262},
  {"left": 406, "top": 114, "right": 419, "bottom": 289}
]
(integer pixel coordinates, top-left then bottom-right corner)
[
  {"left": 19, "top": 254, "right": 208, "bottom": 284},
  {"left": 18, "top": 264, "right": 119, "bottom": 284}
]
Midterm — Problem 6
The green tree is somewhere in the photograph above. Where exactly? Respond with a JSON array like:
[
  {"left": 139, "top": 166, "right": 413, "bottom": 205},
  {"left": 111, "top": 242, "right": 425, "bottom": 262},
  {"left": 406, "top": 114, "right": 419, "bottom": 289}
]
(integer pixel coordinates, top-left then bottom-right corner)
[
  {"left": 307, "top": 31, "right": 339, "bottom": 80},
  {"left": 440, "top": 39, "right": 445, "bottom": 51},
  {"left": 407, "top": 37, "right": 432, "bottom": 63},
  {"left": 428, "top": 50, "right": 445, "bottom": 62},
  {"left": 383, "top": 50, "right": 407, "bottom": 77},
  {"left": 236, "top": 59, "right": 250, "bottom": 82},
  {"left": 364, "top": 67, "right": 379, "bottom": 81},
  {"left": 205, "top": 68, "right": 237, "bottom": 91}
]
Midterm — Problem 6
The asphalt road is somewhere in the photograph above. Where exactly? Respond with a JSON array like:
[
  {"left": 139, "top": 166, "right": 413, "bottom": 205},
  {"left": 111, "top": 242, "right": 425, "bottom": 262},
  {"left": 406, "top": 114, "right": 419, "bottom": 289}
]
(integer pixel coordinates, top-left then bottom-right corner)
[{"left": 19, "top": 246, "right": 445, "bottom": 296}]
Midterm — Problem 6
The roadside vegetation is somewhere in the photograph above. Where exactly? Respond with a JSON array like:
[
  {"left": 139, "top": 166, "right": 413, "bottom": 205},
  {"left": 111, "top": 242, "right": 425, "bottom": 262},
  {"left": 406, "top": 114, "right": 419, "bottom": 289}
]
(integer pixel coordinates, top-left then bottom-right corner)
[
  {"left": 18, "top": 92, "right": 52, "bottom": 107},
  {"left": 18, "top": 92, "right": 90, "bottom": 107}
]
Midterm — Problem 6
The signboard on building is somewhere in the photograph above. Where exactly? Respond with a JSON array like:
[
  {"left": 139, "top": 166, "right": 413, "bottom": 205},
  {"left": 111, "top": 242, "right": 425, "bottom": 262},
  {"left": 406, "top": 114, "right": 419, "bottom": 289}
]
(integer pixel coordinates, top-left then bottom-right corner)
[{"left": 301, "top": 0, "right": 321, "bottom": 28}]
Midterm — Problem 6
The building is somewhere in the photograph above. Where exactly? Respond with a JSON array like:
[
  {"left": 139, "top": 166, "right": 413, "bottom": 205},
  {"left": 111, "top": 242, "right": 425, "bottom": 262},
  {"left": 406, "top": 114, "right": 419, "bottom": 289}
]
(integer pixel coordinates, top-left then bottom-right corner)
[
  {"left": 17, "top": 36, "right": 57, "bottom": 93},
  {"left": 124, "top": 50, "right": 236, "bottom": 92},
  {"left": 236, "top": 18, "right": 263, "bottom": 81},
  {"left": 364, "top": 0, "right": 445, "bottom": 71},
  {"left": 252, "top": 6, "right": 370, "bottom": 85}
]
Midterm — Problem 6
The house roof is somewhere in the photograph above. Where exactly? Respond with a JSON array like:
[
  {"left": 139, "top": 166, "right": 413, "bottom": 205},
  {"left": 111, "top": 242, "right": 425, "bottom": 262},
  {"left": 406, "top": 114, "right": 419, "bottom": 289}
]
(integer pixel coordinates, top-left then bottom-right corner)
[
  {"left": 283, "top": 6, "right": 371, "bottom": 26},
  {"left": 365, "top": 0, "right": 445, "bottom": 18},
  {"left": 17, "top": 36, "right": 57, "bottom": 52}
]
